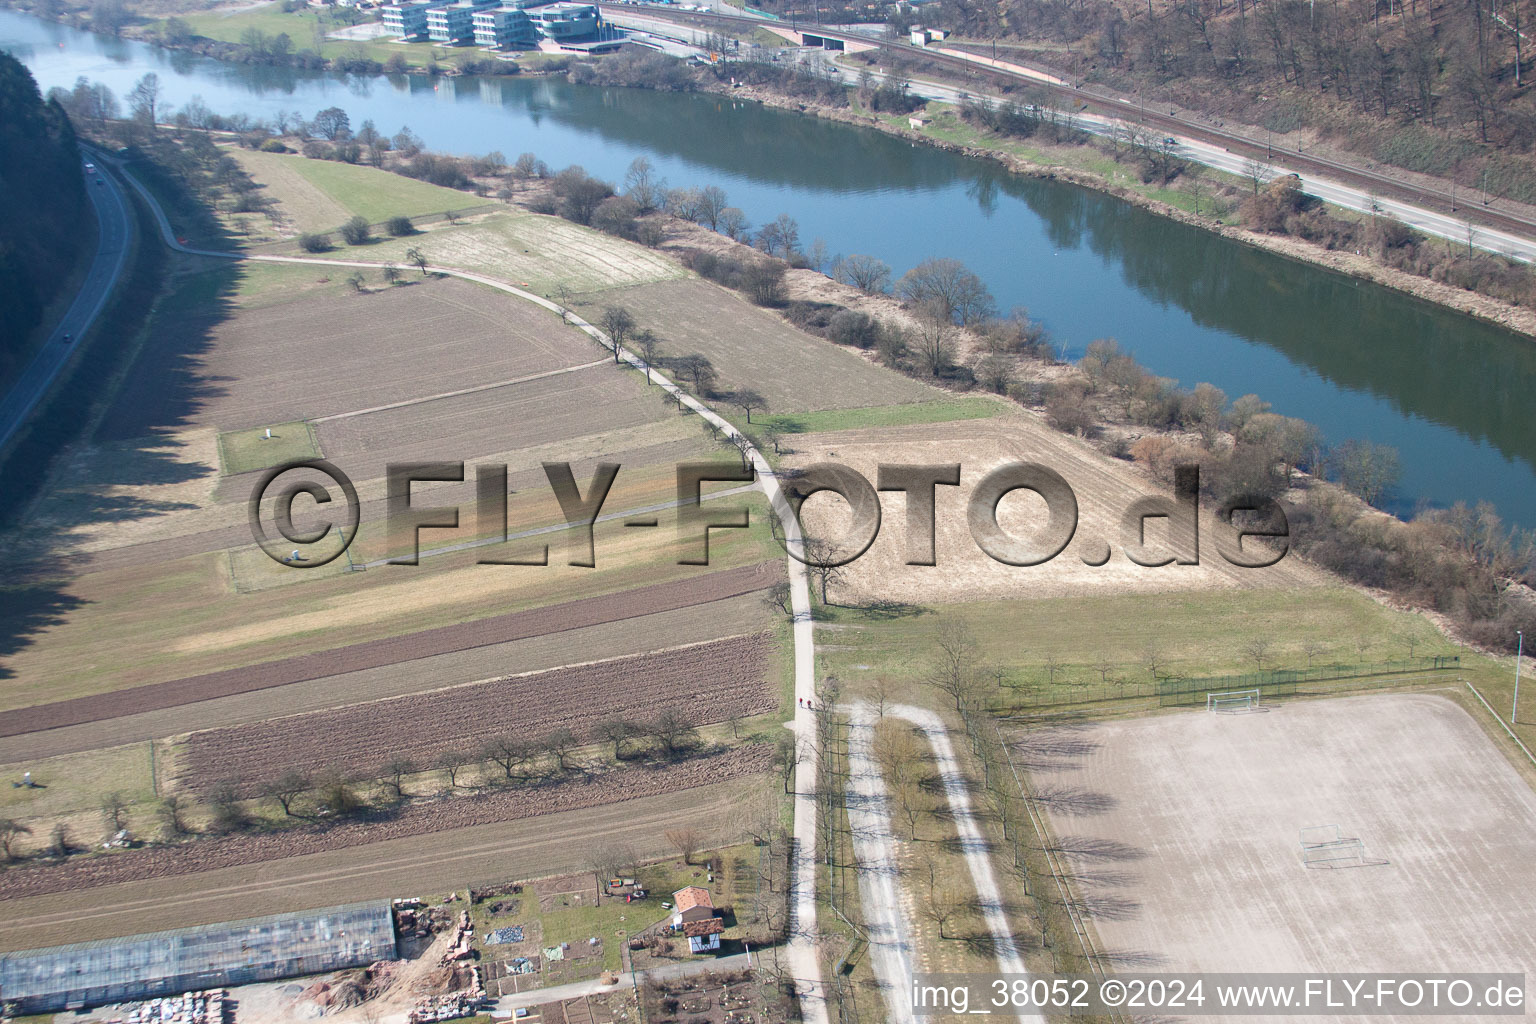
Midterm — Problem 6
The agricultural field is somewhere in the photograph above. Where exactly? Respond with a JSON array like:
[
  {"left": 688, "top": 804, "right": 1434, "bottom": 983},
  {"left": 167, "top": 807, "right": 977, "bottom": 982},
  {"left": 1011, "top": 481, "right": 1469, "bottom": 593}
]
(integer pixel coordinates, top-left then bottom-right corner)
[
  {"left": 229, "top": 147, "right": 487, "bottom": 236},
  {"left": 589, "top": 277, "right": 937, "bottom": 415},
  {"left": 0, "top": 561, "right": 779, "bottom": 731},
  {"left": 784, "top": 415, "right": 1321, "bottom": 605},
  {"left": 329, "top": 209, "right": 688, "bottom": 297},
  {"left": 0, "top": 251, "right": 786, "bottom": 712},
  {"left": 0, "top": 774, "right": 770, "bottom": 950},
  {"left": 175, "top": 633, "right": 780, "bottom": 794},
  {"left": 1015, "top": 694, "right": 1536, "bottom": 1003},
  {"left": 0, "top": 589, "right": 774, "bottom": 764}
]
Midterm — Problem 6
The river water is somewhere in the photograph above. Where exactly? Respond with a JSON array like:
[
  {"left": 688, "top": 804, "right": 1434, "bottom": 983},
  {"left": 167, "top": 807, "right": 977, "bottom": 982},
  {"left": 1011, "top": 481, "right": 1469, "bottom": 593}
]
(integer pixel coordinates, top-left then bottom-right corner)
[{"left": 4, "top": 7, "right": 1533, "bottom": 526}]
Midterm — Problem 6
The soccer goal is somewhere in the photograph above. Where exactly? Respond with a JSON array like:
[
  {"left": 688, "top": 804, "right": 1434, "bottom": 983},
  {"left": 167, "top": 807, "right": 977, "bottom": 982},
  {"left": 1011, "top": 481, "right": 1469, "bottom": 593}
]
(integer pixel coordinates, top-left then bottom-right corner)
[
  {"left": 1207, "top": 688, "right": 1261, "bottom": 712},
  {"left": 1299, "top": 825, "right": 1367, "bottom": 868}
]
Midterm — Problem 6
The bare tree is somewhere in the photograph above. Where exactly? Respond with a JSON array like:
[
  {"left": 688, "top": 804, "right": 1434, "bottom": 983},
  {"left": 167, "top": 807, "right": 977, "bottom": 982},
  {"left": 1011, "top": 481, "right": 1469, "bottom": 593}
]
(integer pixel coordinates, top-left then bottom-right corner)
[
  {"left": 157, "top": 795, "right": 191, "bottom": 837},
  {"left": 773, "top": 733, "right": 799, "bottom": 794},
  {"left": 1242, "top": 637, "right": 1273, "bottom": 671},
  {"left": 49, "top": 822, "right": 72, "bottom": 858},
  {"left": 599, "top": 306, "right": 636, "bottom": 362},
  {"left": 101, "top": 791, "right": 129, "bottom": 833},
  {"left": 405, "top": 246, "right": 428, "bottom": 275},
  {"left": 264, "top": 770, "right": 310, "bottom": 816},
  {"left": 634, "top": 329, "right": 660, "bottom": 383},
  {"left": 1092, "top": 652, "right": 1115, "bottom": 683},
  {"left": 482, "top": 735, "right": 532, "bottom": 779},
  {"left": 697, "top": 184, "right": 729, "bottom": 230},
  {"left": 666, "top": 826, "right": 702, "bottom": 865},
  {"left": 1142, "top": 641, "right": 1165, "bottom": 680},
  {"left": 678, "top": 353, "right": 717, "bottom": 396},
  {"left": 931, "top": 620, "right": 982, "bottom": 710},
  {"left": 542, "top": 728, "right": 581, "bottom": 772},
  {"left": 437, "top": 750, "right": 473, "bottom": 788},
  {"left": 384, "top": 757, "right": 415, "bottom": 799},
  {"left": 649, "top": 709, "right": 700, "bottom": 760},
  {"left": 1301, "top": 639, "right": 1326, "bottom": 669},
  {"left": 732, "top": 388, "right": 767, "bottom": 424},
  {"left": 896, "top": 257, "right": 995, "bottom": 326},
  {"left": 834, "top": 253, "right": 892, "bottom": 293},
  {"left": 1243, "top": 156, "right": 1268, "bottom": 194},
  {"left": 595, "top": 718, "right": 636, "bottom": 761},
  {"left": 765, "top": 579, "right": 793, "bottom": 616}
]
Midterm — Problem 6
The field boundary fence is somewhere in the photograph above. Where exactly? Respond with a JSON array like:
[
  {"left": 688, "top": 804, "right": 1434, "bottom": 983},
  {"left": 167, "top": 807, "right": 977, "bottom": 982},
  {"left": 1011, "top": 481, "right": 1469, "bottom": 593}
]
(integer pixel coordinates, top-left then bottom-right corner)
[{"left": 993, "top": 656, "right": 1460, "bottom": 713}]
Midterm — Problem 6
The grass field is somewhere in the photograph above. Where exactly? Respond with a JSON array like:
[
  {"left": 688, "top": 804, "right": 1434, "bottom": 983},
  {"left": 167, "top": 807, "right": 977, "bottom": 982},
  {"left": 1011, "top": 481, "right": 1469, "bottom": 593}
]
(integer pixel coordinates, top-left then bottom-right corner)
[
  {"left": 817, "top": 586, "right": 1465, "bottom": 703},
  {"left": 1019, "top": 694, "right": 1536, "bottom": 993},
  {"left": 165, "top": 3, "right": 441, "bottom": 69},
  {"left": 230, "top": 148, "right": 487, "bottom": 234},
  {"left": 217, "top": 421, "right": 320, "bottom": 475}
]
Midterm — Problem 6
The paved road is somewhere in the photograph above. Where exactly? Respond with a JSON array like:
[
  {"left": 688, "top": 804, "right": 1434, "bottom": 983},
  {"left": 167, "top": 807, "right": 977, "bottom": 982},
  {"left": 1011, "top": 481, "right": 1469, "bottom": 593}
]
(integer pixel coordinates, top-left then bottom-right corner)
[
  {"left": 844, "top": 701, "right": 918, "bottom": 1024},
  {"left": 0, "top": 148, "right": 133, "bottom": 451}
]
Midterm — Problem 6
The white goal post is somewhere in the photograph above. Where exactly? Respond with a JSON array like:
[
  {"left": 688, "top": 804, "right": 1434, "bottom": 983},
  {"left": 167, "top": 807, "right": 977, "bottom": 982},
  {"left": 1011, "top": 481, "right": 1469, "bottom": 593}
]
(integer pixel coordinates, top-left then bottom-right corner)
[{"left": 1207, "top": 688, "right": 1261, "bottom": 712}]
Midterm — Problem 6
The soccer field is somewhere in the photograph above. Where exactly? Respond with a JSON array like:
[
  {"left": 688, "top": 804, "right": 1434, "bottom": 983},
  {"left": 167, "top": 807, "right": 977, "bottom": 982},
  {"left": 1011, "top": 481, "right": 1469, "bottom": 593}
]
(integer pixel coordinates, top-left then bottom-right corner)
[{"left": 1018, "top": 693, "right": 1536, "bottom": 1019}]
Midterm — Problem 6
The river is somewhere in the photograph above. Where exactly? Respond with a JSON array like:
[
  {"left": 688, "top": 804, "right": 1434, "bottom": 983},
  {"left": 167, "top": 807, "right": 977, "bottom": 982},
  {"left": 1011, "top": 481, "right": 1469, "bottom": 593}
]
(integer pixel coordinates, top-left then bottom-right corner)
[{"left": 4, "top": 7, "right": 1533, "bottom": 526}]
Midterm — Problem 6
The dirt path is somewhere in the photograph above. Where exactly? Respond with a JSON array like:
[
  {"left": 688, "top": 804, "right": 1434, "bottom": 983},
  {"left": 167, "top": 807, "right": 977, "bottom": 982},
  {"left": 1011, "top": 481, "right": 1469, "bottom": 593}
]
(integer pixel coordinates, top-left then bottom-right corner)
[
  {"left": 844, "top": 701, "right": 917, "bottom": 1024},
  {"left": 848, "top": 704, "right": 1045, "bottom": 1024}
]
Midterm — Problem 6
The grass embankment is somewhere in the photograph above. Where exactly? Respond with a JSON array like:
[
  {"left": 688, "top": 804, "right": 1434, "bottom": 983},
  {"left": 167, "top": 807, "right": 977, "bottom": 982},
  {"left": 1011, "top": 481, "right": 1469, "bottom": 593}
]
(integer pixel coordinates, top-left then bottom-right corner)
[{"left": 817, "top": 586, "right": 1467, "bottom": 699}]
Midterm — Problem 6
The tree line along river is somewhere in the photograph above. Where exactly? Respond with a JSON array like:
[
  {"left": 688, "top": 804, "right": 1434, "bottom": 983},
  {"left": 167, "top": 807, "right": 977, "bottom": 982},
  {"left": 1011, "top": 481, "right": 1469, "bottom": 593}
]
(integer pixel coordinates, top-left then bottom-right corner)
[{"left": 4, "top": 6, "right": 1534, "bottom": 527}]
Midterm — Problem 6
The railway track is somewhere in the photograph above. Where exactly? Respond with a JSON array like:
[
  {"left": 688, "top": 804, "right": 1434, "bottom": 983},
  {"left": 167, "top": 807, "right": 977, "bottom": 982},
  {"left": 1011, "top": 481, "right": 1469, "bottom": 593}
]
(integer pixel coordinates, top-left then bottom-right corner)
[{"left": 602, "top": 3, "right": 1536, "bottom": 243}]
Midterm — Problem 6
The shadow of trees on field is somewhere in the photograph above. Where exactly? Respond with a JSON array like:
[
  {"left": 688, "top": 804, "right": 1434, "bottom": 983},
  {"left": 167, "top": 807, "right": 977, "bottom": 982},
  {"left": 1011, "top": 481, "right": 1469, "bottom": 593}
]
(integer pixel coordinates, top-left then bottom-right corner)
[{"left": 0, "top": 131, "right": 242, "bottom": 688}]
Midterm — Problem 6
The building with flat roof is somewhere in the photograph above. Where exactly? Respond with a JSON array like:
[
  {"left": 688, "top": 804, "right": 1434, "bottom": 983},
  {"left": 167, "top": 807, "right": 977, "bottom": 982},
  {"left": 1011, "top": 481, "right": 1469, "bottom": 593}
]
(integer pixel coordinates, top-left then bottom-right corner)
[
  {"left": 473, "top": 5, "right": 535, "bottom": 47},
  {"left": 427, "top": 0, "right": 499, "bottom": 43},
  {"left": 382, "top": 0, "right": 442, "bottom": 40},
  {"left": 0, "top": 901, "right": 396, "bottom": 1015}
]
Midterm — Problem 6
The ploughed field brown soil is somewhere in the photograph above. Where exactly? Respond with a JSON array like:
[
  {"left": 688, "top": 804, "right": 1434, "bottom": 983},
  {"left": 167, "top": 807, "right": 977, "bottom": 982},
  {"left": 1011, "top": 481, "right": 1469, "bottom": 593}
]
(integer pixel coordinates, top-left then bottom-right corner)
[
  {"left": 1020, "top": 694, "right": 1536, "bottom": 1018},
  {"left": 0, "top": 744, "right": 773, "bottom": 903},
  {"left": 177, "top": 632, "right": 778, "bottom": 795},
  {"left": 4, "top": 591, "right": 772, "bottom": 764},
  {"left": 0, "top": 561, "right": 780, "bottom": 736},
  {"left": 96, "top": 276, "right": 595, "bottom": 440},
  {"left": 312, "top": 363, "right": 662, "bottom": 484}
]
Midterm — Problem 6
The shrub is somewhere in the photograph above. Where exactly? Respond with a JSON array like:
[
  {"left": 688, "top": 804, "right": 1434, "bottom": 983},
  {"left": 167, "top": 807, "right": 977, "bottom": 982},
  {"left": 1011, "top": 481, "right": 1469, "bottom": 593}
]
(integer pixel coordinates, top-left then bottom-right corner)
[
  {"left": 828, "top": 309, "right": 881, "bottom": 349},
  {"left": 339, "top": 216, "right": 371, "bottom": 246},
  {"left": 386, "top": 215, "right": 414, "bottom": 237},
  {"left": 297, "top": 232, "right": 331, "bottom": 253},
  {"left": 259, "top": 138, "right": 291, "bottom": 153}
]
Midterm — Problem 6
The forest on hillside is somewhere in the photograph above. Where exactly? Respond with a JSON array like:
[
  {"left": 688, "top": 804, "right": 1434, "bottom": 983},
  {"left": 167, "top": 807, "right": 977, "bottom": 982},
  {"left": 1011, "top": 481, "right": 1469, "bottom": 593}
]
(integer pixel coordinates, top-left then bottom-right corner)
[
  {"left": 905, "top": 0, "right": 1535, "bottom": 201},
  {"left": 0, "top": 53, "right": 89, "bottom": 375}
]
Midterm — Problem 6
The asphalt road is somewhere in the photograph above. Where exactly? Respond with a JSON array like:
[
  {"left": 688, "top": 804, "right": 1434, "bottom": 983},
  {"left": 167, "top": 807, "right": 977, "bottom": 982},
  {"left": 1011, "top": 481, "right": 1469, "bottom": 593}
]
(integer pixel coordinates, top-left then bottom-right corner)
[{"left": 0, "top": 147, "right": 133, "bottom": 451}]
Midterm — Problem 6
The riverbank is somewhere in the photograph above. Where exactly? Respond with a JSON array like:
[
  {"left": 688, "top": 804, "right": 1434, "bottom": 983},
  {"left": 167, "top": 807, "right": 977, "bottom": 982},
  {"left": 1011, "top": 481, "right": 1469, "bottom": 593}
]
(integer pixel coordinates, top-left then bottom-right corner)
[{"left": 721, "top": 80, "right": 1536, "bottom": 340}]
